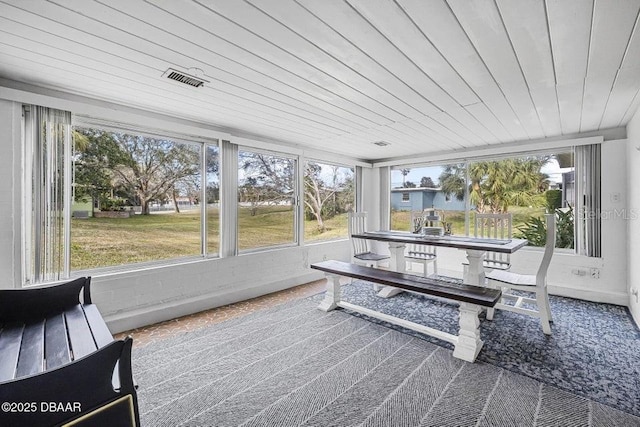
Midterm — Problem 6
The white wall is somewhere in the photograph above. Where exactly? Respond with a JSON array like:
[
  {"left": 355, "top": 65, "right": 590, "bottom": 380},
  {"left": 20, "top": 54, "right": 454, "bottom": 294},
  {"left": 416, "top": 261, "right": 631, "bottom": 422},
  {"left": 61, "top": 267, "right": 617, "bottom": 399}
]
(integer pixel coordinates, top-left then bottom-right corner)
[
  {"left": 0, "top": 100, "right": 22, "bottom": 289},
  {"left": 0, "top": 96, "right": 353, "bottom": 333},
  {"left": 627, "top": 107, "right": 640, "bottom": 326}
]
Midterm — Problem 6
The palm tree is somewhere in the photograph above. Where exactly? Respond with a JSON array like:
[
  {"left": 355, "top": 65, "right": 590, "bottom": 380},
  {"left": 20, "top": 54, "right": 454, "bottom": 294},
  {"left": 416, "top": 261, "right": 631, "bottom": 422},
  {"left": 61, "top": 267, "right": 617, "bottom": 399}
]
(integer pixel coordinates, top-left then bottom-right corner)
[{"left": 439, "top": 157, "right": 550, "bottom": 214}]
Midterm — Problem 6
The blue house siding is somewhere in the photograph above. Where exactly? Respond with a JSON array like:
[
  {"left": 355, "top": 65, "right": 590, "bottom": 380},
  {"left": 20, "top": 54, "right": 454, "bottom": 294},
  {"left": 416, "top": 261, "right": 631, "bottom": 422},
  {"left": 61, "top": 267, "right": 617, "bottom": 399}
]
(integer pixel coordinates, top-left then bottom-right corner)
[{"left": 391, "top": 189, "right": 468, "bottom": 211}]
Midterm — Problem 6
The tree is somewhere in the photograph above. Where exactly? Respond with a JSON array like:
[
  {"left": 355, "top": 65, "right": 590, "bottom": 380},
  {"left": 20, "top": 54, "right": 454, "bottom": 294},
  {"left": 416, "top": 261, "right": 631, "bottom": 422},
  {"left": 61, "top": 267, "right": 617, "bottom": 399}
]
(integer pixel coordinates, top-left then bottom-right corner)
[
  {"left": 400, "top": 168, "right": 411, "bottom": 187},
  {"left": 420, "top": 176, "right": 436, "bottom": 188},
  {"left": 438, "top": 157, "right": 550, "bottom": 214},
  {"left": 73, "top": 129, "right": 125, "bottom": 214},
  {"left": 239, "top": 152, "right": 294, "bottom": 216},
  {"left": 404, "top": 181, "right": 416, "bottom": 188},
  {"left": 74, "top": 129, "right": 201, "bottom": 215},
  {"left": 303, "top": 164, "right": 354, "bottom": 232},
  {"left": 439, "top": 164, "right": 466, "bottom": 202}
]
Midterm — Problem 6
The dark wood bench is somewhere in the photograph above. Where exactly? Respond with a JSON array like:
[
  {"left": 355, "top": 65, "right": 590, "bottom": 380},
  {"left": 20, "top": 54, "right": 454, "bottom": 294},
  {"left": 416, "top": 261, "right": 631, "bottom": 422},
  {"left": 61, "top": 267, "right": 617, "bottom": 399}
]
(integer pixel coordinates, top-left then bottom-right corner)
[
  {"left": 310, "top": 260, "right": 502, "bottom": 362},
  {"left": 0, "top": 277, "right": 140, "bottom": 426}
]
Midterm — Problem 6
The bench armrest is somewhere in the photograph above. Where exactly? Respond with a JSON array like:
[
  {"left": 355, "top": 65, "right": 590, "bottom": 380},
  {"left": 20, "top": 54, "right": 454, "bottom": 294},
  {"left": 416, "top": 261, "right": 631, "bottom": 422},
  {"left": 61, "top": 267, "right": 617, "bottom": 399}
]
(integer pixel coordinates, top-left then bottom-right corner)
[
  {"left": 0, "top": 338, "right": 139, "bottom": 426},
  {"left": 0, "top": 277, "right": 91, "bottom": 323}
]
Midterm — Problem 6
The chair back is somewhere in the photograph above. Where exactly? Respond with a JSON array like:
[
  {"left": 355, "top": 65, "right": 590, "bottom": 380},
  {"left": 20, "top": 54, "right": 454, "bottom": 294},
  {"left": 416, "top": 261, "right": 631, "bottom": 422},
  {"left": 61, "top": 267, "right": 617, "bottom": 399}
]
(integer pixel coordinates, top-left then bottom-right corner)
[
  {"left": 408, "top": 210, "right": 438, "bottom": 256},
  {"left": 536, "top": 214, "right": 556, "bottom": 285},
  {"left": 474, "top": 213, "right": 512, "bottom": 267},
  {"left": 410, "top": 210, "right": 443, "bottom": 234},
  {"left": 348, "top": 212, "right": 370, "bottom": 256}
]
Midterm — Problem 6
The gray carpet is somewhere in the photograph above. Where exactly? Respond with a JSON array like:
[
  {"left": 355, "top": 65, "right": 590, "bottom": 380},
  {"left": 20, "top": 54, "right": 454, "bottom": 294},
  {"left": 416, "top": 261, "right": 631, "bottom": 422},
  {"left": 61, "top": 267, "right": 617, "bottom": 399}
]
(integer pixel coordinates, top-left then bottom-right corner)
[{"left": 133, "top": 298, "right": 640, "bottom": 426}]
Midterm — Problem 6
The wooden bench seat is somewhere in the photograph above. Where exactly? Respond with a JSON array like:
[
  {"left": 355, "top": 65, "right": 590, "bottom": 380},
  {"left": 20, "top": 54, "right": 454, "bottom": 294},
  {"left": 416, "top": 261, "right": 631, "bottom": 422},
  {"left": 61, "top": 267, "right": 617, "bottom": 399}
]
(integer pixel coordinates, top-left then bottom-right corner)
[
  {"left": 0, "top": 277, "right": 140, "bottom": 426},
  {"left": 310, "top": 260, "right": 502, "bottom": 362}
]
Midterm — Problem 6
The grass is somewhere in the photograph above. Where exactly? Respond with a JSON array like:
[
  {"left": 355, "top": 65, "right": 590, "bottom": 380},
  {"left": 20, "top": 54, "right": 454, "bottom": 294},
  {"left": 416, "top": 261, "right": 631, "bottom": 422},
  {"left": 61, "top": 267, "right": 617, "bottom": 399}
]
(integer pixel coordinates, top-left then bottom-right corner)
[
  {"left": 70, "top": 206, "right": 349, "bottom": 271},
  {"left": 71, "top": 206, "right": 548, "bottom": 271}
]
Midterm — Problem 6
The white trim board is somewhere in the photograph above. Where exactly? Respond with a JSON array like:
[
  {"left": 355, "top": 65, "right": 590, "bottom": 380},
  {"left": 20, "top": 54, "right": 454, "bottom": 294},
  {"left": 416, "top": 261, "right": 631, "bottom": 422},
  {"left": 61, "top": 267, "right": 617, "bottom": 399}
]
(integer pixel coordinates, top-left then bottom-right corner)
[{"left": 372, "top": 132, "right": 626, "bottom": 168}]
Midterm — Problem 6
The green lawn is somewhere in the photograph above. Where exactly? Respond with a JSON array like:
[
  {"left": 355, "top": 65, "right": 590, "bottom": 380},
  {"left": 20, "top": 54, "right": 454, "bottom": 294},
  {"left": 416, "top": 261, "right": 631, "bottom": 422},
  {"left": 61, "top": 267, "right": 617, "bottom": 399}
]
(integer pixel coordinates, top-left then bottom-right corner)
[
  {"left": 71, "top": 206, "right": 349, "bottom": 271},
  {"left": 71, "top": 206, "right": 549, "bottom": 271}
]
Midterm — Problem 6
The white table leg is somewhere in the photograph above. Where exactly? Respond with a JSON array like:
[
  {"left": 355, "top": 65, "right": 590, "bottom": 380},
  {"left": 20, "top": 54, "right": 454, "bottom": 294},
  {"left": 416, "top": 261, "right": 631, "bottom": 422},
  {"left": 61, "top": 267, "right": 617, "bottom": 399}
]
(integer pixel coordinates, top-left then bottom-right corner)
[
  {"left": 377, "top": 242, "right": 406, "bottom": 298},
  {"left": 318, "top": 274, "right": 341, "bottom": 312},
  {"left": 452, "top": 302, "right": 483, "bottom": 362},
  {"left": 463, "top": 249, "right": 486, "bottom": 286}
]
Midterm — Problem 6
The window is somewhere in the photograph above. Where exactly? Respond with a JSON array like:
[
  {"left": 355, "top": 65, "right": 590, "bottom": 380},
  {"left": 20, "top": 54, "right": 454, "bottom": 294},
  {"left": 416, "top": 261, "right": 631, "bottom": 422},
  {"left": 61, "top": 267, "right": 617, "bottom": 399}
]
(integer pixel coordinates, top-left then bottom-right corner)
[
  {"left": 389, "top": 150, "right": 586, "bottom": 251},
  {"left": 71, "top": 128, "right": 209, "bottom": 270},
  {"left": 390, "top": 163, "right": 467, "bottom": 234},
  {"left": 304, "top": 161, "right": 354, "bottom": 242},
  {"left": 238, "top": 150, "right": 296, "bottom": 251},
  {"left": 23, "top": 105, "right": 220, "bottom": 283}
]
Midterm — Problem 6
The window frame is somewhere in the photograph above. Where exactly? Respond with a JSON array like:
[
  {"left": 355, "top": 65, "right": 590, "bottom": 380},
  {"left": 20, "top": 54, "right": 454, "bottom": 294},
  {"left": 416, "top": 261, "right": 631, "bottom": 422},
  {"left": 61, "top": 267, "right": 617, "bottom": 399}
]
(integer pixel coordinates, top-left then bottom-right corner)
[
  {"left": 236, "top": 145, "right": 299, "bottom": 254},
  {"left": 24, "top": 112, "right": 222, "bottom": 283},
  {"left": 388, "top": 147, "right": 583, "bottom": 254},
  {"left": 302, "top": 158, "right": 355, "bottom": 244}
]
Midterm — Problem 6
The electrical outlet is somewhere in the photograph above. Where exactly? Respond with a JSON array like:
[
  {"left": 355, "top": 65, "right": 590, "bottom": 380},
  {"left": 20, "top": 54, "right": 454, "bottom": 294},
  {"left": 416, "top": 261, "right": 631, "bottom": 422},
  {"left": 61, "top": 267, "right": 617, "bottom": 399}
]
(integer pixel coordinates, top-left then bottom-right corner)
[
  {"left": 590, "top": 268, "right": 600, "bottom": 279},
  {"left": 323, "top": 254, "right": 327, "bottom": 261},
  {"left": 610, "top": 192, "right": 621, "bottom": 203}
]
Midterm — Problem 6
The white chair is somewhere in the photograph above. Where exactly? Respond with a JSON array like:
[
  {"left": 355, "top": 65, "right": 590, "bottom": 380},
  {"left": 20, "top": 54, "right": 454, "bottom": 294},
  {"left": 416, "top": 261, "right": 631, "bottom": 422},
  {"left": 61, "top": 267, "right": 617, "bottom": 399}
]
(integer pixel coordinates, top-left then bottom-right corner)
[
  {"left": 348, "top": 212, "right": 390, "bottom": 269},
  {"left": 463, "top": 213, "right": 512, "bottom": 278},
  {"left": 485, "top": 214, "right": 555, "bottom": 335},
  {"left": 405, "top": 210, "right": 438, "bottom": 277}
]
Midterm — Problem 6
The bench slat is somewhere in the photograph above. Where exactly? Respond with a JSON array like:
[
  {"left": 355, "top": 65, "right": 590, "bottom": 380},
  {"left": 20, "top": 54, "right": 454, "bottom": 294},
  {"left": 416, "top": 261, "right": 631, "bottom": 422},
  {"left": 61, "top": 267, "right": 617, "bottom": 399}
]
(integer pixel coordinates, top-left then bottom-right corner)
[
  {"left": 45, "top": 314, "right": 71, "bottom": 370},
  {"left": 65, "top": 305, "right": 97, "bottom": 360},
  {"left": 16, "top": 320, "right": 45, "bottom": 378},
  {"left": 83, "top": 304, "right": 122, "bottom": 390},
  {"left": 311, "top": 260, "right": 501, "bottom": 307},
  {"left": 0, "top": 323, "right": 24, "bottom": 381},
  {"left": 83, "top": 305, "right": 113, "bottom": 348}
]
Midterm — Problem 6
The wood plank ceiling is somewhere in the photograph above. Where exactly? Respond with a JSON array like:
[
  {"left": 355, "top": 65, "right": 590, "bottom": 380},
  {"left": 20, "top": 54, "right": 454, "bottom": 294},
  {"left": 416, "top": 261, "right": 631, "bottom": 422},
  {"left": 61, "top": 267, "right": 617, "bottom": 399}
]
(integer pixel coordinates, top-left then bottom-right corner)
[{"left": 0, "top": 0, "right": 639, "bottom": 161}]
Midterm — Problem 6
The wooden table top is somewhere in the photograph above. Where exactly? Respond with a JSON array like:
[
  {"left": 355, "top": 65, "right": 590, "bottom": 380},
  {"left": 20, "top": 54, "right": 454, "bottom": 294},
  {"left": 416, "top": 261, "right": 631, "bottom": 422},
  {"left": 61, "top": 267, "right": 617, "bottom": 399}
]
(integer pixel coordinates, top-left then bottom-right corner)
[{"left": 352, "top": 231, "right": 528, "bottom": 254}]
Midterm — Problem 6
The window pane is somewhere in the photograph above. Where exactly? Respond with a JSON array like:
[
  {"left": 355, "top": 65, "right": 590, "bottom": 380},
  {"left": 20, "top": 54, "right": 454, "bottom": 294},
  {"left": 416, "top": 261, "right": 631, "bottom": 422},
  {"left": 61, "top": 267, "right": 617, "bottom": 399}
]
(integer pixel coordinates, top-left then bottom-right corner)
[
  {"left": 390, "top": 164, "right": 467, "bottom": 235},
  {"left": 71, "top": 128, "right": 203, "bottom": 270},
  {"left": 468, "top": 153, "right": 575, "bottom": 248},
  {"left": 206, "top": 145, "right": 220, "bottom": 254},
  {"left": 238, "top": 150, "right": 296, "bottom": 251},
  {"left": 304, "top": 161, "right": 354, "bottom": 242}
]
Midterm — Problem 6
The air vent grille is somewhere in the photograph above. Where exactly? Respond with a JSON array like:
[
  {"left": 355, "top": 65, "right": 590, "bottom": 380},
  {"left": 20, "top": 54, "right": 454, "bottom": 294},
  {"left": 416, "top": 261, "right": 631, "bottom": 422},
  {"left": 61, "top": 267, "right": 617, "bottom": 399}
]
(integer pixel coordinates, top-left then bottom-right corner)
[{"left": 163, "top": 68, "right": 208, "bottom": 88}]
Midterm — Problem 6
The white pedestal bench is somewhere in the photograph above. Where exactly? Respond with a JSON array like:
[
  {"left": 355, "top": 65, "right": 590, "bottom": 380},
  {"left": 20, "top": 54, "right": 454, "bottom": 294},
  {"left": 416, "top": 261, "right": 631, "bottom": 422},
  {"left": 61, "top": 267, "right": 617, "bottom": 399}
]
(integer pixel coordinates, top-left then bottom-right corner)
[{"left": 310, "top": 260, "right": 501, "bottom": 363}]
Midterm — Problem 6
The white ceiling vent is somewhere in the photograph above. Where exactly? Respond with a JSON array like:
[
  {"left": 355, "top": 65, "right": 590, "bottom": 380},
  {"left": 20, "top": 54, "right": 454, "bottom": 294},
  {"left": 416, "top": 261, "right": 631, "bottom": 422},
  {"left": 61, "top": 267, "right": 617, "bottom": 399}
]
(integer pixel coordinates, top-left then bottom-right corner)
[{"left": 163, "top": 68, "right": 208, "bottom": 88}]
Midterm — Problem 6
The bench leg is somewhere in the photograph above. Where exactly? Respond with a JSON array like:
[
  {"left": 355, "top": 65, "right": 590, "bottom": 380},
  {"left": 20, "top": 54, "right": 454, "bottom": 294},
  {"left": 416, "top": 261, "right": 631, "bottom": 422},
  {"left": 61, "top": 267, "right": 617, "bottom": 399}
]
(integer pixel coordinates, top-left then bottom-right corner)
[
  {"left": 452, "top": 302, "right": 484, "bottom": 362},
  {"left": 318, "top": 274, "right": 341, "bottom": 312}
]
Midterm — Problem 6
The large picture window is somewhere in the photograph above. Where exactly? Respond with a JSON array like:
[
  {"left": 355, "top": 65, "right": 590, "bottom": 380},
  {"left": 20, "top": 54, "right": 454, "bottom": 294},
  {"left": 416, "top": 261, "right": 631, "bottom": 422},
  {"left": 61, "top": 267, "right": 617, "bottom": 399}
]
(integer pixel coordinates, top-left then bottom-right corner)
[
  {"left": 390, "top": 150, "right": 583, "bottom": 251},
  {"left": 304, "top": 161, "right": 354, "bottom": 242},
  {"left": 237, "top": 150, "right": 297, "bottom": 251},
  {"left": 71, "top": 127, "right": 205, "bottom": 270},
  {"left": 23, "top": 105, "right": 220, "bottom": 283}
]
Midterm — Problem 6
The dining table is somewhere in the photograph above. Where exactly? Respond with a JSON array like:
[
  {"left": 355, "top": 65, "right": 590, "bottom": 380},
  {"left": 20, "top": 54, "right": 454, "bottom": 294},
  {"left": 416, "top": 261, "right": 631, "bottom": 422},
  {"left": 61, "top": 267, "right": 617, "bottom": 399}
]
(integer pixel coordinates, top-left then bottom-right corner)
[{"left": 351, "top": 230, "right": 528, "bottom": 297}]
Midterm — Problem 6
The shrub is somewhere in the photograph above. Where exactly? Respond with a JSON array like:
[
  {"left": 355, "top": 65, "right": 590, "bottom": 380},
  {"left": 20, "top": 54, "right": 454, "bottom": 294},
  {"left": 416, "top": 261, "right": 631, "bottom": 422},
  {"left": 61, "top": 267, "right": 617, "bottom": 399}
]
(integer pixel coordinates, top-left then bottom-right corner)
[
  {"left": 544, "top": 189, "right": 562, "bottom": 211},
  {"left": 514, "top": 207, "right": 574, "bottom": 249}
]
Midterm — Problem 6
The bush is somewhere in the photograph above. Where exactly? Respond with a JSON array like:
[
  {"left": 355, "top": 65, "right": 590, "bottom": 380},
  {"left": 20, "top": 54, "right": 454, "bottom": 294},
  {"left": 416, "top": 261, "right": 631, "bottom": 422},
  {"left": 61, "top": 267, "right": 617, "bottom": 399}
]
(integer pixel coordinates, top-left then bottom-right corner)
[
  {"left": 544, "top": 189, "right": 562, "bottom": 211},
  {"left": 100, "top": 197, "right": 126, "bottom": 211},
  {"left": 514, "top": 207, "right": 574, "bottom": 249}
]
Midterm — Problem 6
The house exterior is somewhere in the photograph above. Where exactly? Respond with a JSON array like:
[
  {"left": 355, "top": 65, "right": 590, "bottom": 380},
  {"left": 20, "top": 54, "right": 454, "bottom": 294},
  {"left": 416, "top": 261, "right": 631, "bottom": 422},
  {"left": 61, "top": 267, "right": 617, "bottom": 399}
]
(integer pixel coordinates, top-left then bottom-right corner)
[{"left": 391, "top": 187, "right": 468, "bottom": 211}]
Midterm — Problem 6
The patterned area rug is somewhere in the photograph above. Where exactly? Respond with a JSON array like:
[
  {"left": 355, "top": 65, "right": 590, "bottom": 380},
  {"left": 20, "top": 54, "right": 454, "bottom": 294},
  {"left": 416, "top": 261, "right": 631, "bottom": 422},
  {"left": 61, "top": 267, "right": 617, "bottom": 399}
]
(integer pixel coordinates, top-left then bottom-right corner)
[
  {"left": 133, "top": 294, "right": 640, "bottom": 426},
  {"left": 329, "top": 279, "right": 640, "bottom": 418}
]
